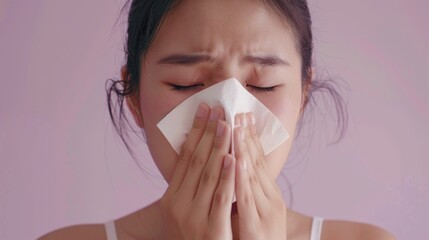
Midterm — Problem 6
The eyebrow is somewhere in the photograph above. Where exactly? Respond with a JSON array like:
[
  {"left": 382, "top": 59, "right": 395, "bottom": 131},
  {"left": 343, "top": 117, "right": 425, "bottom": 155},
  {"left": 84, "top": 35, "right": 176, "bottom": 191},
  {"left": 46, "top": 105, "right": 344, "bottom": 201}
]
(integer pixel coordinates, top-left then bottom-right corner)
[
  {"left": 157, "top": 54, "right": 214, "bottom": 65},
  {"left": 243, "top": 55, "right": 290, "bottom": 66},
  {"left": 157, "top": 53, "right": 290, "bottom": 66}
]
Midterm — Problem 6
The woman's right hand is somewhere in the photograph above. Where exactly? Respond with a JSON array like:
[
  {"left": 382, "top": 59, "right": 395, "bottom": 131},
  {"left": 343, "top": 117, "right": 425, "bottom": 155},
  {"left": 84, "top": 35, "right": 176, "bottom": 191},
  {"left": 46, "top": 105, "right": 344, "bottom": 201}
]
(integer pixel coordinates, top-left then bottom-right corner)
[{"left": 159, "top": 103, "right": 235, "bottom": 240}]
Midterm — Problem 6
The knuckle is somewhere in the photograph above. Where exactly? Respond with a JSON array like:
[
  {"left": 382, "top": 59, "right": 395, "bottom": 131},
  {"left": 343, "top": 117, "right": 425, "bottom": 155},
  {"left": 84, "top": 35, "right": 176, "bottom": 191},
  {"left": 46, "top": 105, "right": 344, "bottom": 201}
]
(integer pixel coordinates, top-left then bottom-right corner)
[
  {"left": 219, "top": 169, "right": 231, "bottom": 181},
  {"left": 205, "top": 121, "right": 217, "bottom": 134},
  {"left": 189, "top": 156, "right": 205, "bottom": 169},
  {"left": 201, "top": 171, "right": 217, "bottom": 185},
  {"left": 254, "top": 156, "right": 264, "bottom": 169},
  {"left": 178, "top": 145, "right": 193, "bottom": 164},
  {"left": 212, "top": 141, "right": 221, "bottom": 149},
  {"left": 248, "top": 174, "right": 259, "bottom": 185},
  {"left": 192, "top": 115, "right": 206, "bottom": 130},
  {"left": 212, "top": 136, "right": 224, "bottom": 149},
  {"left": 214, "top": 191, "right": 229, "bottom": 206}
]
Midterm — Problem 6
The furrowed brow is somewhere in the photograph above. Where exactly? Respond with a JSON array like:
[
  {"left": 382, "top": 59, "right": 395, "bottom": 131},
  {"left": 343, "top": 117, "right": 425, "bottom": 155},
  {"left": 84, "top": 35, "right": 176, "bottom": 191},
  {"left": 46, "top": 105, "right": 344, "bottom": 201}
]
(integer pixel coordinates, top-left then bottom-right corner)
[
  {"left": 244, "top": 55, "right": 290, "bottom": 66},
  {"left": 157, "top": 54, "right": 214, "bottom": 65}
]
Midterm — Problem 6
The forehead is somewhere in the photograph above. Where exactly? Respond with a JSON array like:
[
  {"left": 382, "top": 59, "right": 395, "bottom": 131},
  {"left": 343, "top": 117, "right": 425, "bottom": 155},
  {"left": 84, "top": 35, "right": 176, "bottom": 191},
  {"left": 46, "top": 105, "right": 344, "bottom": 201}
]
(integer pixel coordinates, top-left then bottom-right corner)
[
  {"left": 169, "top": 0, "right": 289, "bottom": 27},
  {"left": 150, "top": 0, "right": 298, "bottom": 56}
]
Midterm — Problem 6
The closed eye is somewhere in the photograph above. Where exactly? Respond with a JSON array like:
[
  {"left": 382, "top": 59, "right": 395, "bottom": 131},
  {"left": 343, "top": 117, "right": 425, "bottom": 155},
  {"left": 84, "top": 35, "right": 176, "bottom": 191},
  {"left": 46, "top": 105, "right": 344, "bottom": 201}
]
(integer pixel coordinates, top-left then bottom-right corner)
[
  {"left": 247, "top": 85, "right": 278, "bottom": 93},
  {"left": 169, "top": 83, "right": 278, "bottom": 93},
  {"left": 169, "top": 83, "right": 204, "bottom": 92}
]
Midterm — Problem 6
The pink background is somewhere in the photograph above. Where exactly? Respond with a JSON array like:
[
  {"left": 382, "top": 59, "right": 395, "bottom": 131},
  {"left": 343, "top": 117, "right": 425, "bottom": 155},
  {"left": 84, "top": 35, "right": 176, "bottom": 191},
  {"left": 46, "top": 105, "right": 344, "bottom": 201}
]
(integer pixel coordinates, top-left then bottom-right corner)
[{"left": 1, "top": 0, "right": 428, "bottom": 239}]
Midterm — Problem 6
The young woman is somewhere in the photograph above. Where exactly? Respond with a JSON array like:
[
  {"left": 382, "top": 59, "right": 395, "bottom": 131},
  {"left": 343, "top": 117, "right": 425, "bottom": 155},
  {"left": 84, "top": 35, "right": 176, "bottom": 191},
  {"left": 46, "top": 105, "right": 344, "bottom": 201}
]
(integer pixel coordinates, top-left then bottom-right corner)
[{"left": 40, "top": 0, "right": 395, "bottom": 239}]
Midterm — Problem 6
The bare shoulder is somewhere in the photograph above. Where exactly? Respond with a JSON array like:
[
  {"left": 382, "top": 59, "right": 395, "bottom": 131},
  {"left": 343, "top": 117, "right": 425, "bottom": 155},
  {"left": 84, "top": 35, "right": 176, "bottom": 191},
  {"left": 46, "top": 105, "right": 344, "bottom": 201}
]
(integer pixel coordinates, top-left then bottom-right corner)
[
  {"left": 322, "top": 219, "right": 396, "bottom": 240},
  {"left": 37, "top": 223, "right": 106, "bottom": 240}
]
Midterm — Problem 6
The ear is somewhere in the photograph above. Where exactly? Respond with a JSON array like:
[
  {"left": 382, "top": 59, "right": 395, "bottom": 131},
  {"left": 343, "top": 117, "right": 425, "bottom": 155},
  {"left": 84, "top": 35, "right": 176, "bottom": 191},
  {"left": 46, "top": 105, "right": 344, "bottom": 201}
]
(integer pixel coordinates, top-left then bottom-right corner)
[
  {"left": 299, "top": 67, "right": 314, "bottom": 117},
  {"left": 122, "top": 66, "right": 145, "bottom": 129}
]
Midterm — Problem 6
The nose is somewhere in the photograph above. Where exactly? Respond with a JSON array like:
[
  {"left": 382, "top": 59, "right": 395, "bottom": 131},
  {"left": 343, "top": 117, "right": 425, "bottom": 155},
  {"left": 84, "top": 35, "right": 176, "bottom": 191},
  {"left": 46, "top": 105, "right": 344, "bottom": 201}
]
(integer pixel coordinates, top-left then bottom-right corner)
[{"left": 206, "top": 58, "right": 246, "bottom": 87}]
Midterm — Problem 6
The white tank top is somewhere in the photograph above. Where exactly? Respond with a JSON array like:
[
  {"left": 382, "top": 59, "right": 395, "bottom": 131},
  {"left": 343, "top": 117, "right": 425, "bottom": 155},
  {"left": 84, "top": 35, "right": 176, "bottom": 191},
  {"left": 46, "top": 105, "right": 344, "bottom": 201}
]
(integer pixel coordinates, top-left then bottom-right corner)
[
  {"left": 310, "top": 216, "right": 324, "bottom": 240},
  {"left": 104, "top": 220, "right": 118, "bottom": 240},
  {"left": 104, "top": 216, "right": 324, "bottom": 240}
]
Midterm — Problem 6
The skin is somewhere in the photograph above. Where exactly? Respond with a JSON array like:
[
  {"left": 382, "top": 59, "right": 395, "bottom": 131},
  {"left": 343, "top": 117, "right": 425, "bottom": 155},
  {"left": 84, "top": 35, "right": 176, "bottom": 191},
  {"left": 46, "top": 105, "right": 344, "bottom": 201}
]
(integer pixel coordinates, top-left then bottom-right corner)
[
  {"left": 124, "top": 1, "right": 305, "bottom": 238},
  {"left": 132, "top": 0, "right": 305, "bottom": 184},
  {"left": 39, "top": 0, "right": 396, "bottom": 239}
]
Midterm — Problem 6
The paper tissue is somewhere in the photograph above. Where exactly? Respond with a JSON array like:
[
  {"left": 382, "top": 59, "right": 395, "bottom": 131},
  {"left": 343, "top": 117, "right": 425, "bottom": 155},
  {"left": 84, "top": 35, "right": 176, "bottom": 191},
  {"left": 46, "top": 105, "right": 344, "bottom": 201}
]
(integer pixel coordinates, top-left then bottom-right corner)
[{"left": 157, "top": 78, "right": 289, "bottom": 156}]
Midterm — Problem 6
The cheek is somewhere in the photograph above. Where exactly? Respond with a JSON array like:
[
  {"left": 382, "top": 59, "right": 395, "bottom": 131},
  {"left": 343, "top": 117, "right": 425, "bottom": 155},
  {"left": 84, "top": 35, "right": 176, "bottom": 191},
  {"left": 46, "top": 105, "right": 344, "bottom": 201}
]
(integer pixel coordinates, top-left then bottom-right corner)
[
  {"left": 260, "top": 88, "right": 301, "bottom": 178},
  {"left": 257, "top": 89, "right": 302, "bottom": 131},
  {"left": 139, "top": 86, "right": 186, "bottom": 182},
  {"left": 139, "top": 82, "right": 205, "bottom": 182},
  {"left": 140, "top": 86, "right": 187, "bottom": 125}
]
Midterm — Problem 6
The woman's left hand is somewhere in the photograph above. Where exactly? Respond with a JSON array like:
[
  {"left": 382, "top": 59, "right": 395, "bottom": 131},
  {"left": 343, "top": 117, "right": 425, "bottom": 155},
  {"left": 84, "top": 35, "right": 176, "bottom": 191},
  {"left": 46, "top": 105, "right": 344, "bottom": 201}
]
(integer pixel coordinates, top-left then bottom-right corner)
[{"left": 233, "top": 112, "right": 288, "bottom": 240}]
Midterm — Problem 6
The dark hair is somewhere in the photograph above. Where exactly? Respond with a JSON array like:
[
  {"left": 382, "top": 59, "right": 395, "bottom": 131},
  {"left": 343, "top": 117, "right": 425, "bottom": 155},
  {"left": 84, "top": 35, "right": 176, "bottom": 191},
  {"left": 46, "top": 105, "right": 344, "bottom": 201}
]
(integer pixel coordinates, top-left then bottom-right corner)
[{"left": 106, "top": 0, "right": 348, "bottom": 163}]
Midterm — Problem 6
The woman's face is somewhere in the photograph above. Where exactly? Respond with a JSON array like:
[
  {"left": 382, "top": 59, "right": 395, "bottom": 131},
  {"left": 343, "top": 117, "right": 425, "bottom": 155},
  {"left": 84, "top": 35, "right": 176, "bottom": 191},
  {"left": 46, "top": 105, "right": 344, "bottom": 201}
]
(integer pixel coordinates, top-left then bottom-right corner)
[{"left": 130, "top": 0, "right": 307, "bottom": 183}]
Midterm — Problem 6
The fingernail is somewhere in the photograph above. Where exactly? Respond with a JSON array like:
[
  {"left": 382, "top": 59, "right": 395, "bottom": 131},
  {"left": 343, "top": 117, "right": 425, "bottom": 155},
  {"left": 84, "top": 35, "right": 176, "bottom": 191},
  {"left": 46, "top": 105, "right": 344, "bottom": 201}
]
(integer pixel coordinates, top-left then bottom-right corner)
[
  {"left": 242, "top": 114, "right": 247, "bottom": 128},
  {"left": 234, "top": 116, "right": 240, "bottom": 127},
  {"left": 249, "top": 113, "right": 256, "bottom": 125},
  {"left": 196, "top": 103, "right": 207, "bottom": 119},
  {"left": 216, "top": 121, "right": 225, "bottom": 137},
  {"left": 209, "top": 108, "right": 221, "bottom": 121}
]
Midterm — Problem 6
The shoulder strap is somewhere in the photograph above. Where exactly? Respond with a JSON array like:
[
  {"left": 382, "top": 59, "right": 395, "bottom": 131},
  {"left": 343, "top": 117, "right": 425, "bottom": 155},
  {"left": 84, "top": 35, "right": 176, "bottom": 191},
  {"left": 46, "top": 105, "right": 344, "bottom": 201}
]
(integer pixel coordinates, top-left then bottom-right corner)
[
  {"left": 104, "top": 220, "right": 118, "bottom": 240},
  {"left": 310, "top": 216, "right": 324, "bottom": 240}
]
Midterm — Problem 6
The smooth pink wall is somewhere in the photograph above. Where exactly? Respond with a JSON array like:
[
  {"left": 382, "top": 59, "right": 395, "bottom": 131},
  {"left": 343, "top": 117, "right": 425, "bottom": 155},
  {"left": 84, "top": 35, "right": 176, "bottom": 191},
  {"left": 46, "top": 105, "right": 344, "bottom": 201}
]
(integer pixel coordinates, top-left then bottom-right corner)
[{"left": 1, "top": 0, "right": 427, "bottom": 239}]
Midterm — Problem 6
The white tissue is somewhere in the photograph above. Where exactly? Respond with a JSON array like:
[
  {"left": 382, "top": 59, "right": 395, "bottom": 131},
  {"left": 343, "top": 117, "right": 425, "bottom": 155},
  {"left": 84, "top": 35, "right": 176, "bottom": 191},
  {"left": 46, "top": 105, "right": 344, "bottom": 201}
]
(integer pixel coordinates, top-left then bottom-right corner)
[{"left": 157, "top": 78, "right": 289, "bottom": 156}]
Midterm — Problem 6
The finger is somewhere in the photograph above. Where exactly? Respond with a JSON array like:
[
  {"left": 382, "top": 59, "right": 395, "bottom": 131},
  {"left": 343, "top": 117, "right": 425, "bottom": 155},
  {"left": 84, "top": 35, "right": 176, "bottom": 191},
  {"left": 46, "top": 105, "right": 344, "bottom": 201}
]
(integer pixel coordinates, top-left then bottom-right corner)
[
  {"left": 179, "top": 107, "right": 224, "bottom": 199},
  {"left": 209, "top": 155, "right": 235, "bottom": 226},
  {"left": 244, "top": 112, "right": 262, "bottom": 161},
  {"left": 234, "top": 125, "right": 259, "bottom": 221},
  {"left": 194, "top": 120, "right": 231, "bottom": 207},
  {"left": 244, "top": 112, "right": 278, "bottom": 197},
  {"left": 168, "top": 103, "right": 210, "bottom": 194},
  {"left": 240, "top": 113, "right": 260, "bottom": 168},
  {"left": 246, "top": 112, "right": 264, "bottom": 154},
  {"left": 236, "top": 115, "right": 268, "bottom": 212}
]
